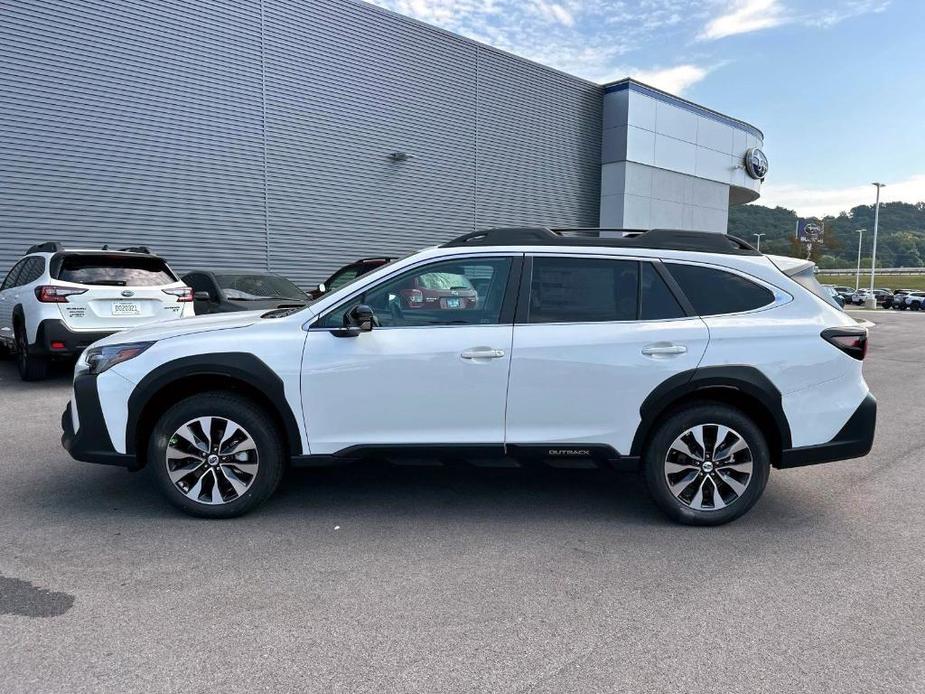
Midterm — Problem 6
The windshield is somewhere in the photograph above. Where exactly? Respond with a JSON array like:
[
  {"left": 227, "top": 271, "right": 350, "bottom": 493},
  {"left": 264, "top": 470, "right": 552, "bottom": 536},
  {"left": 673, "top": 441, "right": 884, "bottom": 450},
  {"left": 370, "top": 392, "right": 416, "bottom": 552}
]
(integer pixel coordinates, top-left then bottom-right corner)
[
  {"left": 215, "top": 274, "right": 308, "bottom": 301},
  {"left": 56, "top": 254, "right": 176, "bottom": 286}
]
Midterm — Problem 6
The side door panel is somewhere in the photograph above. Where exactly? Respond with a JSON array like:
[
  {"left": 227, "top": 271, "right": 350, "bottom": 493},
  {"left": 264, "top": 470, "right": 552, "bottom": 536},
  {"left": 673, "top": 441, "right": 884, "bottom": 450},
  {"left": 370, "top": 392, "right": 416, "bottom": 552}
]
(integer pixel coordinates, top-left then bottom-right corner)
[
  {"left": 300, "top": 254, "right": 522, "bottom": 455},
  {"left": 504, "top": 255, "right": 710, "bottom": 455},
  {"left": 505, "top": 319, "right": 708, "bottom": 453}
]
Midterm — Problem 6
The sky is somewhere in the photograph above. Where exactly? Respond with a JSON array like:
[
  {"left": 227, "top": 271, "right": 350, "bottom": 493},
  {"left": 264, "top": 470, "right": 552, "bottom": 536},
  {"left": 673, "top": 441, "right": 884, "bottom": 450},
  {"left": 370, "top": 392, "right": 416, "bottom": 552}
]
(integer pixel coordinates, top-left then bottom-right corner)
[{"left": 369, "top": 0, "right": 925, "bottom": 218}]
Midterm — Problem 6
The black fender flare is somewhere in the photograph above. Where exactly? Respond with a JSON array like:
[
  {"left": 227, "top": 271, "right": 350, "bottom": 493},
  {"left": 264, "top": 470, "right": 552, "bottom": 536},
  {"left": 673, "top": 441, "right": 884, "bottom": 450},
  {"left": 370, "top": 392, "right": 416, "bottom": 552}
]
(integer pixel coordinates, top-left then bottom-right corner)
[
  {"left": 629, "top": 365, "right": 792, "bottom": 457},
  {"left": 125, "top": 352, "right": 304, "bottom": 457}
]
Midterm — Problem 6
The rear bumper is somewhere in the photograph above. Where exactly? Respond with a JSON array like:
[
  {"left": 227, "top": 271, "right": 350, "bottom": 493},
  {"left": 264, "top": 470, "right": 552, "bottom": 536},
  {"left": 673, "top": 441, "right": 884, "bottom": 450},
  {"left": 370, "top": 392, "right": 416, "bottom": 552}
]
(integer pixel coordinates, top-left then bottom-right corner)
[
  {"left": 33, "top": 319, "right": 113, "bottom": 356},
  {"left": 778, "top": 393, "right": 876, "bottom": 468},
  {"left": 61, "top": 374, "right": 137, "bottom": 469}
]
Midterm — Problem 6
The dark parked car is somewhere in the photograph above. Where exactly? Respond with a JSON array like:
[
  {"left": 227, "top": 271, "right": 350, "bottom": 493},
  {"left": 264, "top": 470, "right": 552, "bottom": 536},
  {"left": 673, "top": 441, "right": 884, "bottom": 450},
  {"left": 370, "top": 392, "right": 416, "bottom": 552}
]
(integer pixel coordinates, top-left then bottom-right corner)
[
  {"left": 182, "top": 270, "right": 310, "bottom": 315},
  {"left": 308, "top": 257, "right": 395, "bottom": 299}
]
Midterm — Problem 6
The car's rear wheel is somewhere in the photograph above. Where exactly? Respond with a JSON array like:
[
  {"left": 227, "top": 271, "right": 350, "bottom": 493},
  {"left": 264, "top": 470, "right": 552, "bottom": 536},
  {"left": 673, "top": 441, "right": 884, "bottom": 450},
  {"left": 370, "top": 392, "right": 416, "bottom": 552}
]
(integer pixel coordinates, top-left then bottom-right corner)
[
  {"left": 148, "top": 392, "right": 285, "bottom": 518},
  {"left": 643, "top": 402, "right": 770, "bottom": 526},
  {"left": 14, "top": 325, "right": 48, "bottom": 381}
]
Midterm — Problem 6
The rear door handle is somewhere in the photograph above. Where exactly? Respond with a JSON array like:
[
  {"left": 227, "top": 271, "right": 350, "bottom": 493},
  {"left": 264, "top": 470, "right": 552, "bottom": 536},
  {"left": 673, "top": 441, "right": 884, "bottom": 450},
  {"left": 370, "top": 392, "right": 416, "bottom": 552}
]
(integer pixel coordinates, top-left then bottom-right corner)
[
  {"left": 641, "top": 343, "right": 687, "bottom": 356},
  {"left": 460, "top": 347, "right": 505, "bottom": 360}
]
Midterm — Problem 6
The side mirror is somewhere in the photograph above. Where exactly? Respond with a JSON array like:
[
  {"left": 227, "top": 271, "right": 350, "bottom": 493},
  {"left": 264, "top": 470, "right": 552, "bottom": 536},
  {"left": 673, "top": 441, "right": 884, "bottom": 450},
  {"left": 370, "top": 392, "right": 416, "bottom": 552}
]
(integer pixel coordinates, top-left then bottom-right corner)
[
  {"left": 193, "top": 291, "right": 213, "bottom": 301},
  {"left": 332, "top": 304, "right": 377, "bottom": 338},
  {"left": 348, "top": 304, "right": 377, "bottom": 332}
]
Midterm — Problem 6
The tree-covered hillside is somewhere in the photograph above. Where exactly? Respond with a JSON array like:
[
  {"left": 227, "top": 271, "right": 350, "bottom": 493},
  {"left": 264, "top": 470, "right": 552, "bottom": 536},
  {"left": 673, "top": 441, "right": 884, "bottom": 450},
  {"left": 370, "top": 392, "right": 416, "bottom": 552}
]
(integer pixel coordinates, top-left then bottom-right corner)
[{"left": 727, "top": 201, "right": 925, "bottom": 268}]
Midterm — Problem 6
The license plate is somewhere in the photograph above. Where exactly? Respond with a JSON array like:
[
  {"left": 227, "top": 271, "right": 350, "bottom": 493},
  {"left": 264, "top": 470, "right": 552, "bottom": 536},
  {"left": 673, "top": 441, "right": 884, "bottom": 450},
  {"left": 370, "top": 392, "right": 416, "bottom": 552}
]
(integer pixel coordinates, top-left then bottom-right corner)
[
  {"left": 445, "top": 298, "right": 461, "bottom": 309},
  {"left": 112, "top": 301, "right": 140, "bottom": 316}
]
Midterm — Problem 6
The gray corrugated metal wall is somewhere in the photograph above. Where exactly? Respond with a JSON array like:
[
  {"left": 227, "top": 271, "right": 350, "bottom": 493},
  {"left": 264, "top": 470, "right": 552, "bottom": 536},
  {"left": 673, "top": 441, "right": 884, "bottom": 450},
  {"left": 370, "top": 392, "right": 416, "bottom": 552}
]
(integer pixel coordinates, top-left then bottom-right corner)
[{"left": 0, "top": 0, "right": 602, "bottom": 287}]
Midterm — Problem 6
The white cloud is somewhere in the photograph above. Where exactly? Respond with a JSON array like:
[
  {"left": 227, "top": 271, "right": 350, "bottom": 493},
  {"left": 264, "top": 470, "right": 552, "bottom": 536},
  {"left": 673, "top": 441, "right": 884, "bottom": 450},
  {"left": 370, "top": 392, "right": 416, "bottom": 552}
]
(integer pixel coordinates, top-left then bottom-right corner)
[
  {"left": 533, "top": 1, "right": 574, "bottom": 27},
  {"left": 631, "top": 64, "right": 712, "bottom": 95},
  {"left": 699, "top": 0, "right": 786, "bottom": 40},
  {"left": 759, "top": 175, "right": 925, "bottom": 218}
]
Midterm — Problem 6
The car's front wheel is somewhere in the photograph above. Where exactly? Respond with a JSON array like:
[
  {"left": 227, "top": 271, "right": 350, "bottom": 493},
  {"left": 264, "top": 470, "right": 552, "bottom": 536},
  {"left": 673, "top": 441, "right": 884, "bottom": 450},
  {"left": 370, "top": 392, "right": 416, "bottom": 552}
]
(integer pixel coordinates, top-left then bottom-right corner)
[
  {"left": 149, "top": 392, "right": 285, "bottom": 518},
  {"left": 643, "top": 402, "right": 770, "bottom": 526}
]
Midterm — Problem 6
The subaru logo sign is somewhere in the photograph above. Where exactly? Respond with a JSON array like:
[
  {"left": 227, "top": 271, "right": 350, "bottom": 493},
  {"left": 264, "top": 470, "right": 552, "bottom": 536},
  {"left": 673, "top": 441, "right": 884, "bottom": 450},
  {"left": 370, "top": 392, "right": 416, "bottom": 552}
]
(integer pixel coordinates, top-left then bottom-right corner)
[
  {"left": 744, "top": 147, "right": 769, "bottom": 180},
  {"left": 121, "top": 290, "right": 134, "bottom": 297}
]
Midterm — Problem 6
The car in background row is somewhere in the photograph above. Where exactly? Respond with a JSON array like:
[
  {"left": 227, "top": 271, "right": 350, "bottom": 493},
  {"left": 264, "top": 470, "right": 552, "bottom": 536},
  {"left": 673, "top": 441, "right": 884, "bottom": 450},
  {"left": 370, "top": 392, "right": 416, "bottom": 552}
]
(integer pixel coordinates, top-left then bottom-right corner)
[
  {"left": 902, "top": 291, "right": 925, "bottom": 310},
  {"left": 890, "top": 289, "right": 916, "bottom": 309},
  {"left": 0, "top": 242, "right": 193, "bottom": 380},
  {"left": 308, "top": 257, "right": 395, "bottom": 299},
  {"left": 849, "top": 288, "right": 892, "bottom": 306},
  {"left": 833, "top": 286, "right": 853, "bottom": 302},
  {"left": 182, "top": 270, "right": 311, "bottom": 315}
]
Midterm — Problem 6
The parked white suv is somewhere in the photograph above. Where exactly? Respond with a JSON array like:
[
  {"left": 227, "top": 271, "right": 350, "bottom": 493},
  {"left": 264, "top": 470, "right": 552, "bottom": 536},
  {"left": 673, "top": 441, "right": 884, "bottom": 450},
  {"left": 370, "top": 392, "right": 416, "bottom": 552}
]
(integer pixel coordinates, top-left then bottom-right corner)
[
  {"left": 0, "top": 242, "right": 194, "bottom": 380},
  {"left": 61, "top": 228, "right": 876, "bottom": 525}
]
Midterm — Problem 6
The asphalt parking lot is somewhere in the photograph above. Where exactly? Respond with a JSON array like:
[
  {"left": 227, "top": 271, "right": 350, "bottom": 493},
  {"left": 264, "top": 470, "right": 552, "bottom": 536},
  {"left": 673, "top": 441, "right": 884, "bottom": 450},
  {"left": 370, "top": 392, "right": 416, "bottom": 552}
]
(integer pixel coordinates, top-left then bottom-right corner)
[{"left": 1, "top": 310, "right": 923, "bottom": 693}]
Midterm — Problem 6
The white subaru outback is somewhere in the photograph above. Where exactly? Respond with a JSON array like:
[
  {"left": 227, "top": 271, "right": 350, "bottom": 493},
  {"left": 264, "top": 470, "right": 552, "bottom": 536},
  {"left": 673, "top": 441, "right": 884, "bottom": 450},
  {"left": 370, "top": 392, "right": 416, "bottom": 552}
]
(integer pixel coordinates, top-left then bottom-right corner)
[
  {"left": 0, "top": 242, "right": 194, "bottom": 380},
  {"left": 61, "top": 228, "right": 876, "bottom": 525}
]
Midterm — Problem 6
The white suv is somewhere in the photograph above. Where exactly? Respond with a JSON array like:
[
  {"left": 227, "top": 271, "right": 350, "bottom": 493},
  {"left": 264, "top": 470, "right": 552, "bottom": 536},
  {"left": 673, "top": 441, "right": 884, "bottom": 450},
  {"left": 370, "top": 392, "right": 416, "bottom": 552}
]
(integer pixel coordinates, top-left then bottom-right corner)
[
  {"left": 61, "top": 228, "right": 876, "bottom": 525},
  {"left": 0, "top": 242, "right": 194, "bottom": 380}
]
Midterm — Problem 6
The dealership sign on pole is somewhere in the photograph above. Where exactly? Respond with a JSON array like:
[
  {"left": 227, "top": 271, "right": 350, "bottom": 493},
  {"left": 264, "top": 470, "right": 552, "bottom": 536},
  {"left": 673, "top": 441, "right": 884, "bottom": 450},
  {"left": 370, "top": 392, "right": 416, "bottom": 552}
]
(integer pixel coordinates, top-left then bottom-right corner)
[{"left": 795, "top": 218, "right": 824, "bottom": 259}]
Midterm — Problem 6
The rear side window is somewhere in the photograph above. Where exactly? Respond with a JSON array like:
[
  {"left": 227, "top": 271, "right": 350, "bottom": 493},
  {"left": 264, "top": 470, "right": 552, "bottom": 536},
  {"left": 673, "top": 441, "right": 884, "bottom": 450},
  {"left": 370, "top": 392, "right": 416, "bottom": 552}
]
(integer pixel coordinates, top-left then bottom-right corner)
[
  {"left": 640, "top": 263, "right": 685, "bottom": 320},
  {"left": 666, "top": 263, "right": 774, "bottom": 315},
  {"left": 529, "top": 257, "right": 638, "bottom": 323},
  {"left": 55, "top": 255, "right": 176, "bottom": 287},
  {"left": 1, "top": 260, "right": 27, "bottom": 290},
  {"left": 19, "top": 257, "right": 45, "bottom": 285}
]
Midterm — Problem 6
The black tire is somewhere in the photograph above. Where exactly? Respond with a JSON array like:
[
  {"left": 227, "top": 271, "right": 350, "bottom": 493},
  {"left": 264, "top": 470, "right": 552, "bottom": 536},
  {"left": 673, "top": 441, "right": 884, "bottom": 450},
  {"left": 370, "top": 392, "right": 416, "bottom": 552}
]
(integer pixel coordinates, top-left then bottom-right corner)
[
  {"left": 148, "top": 391, "right": 286, "bottom": 518},
  {"left": 643, "top": 401, "right": 771, "bottom": 526},
  {"left": 15, "top": 324, "right": 48, "bottom": 381}
]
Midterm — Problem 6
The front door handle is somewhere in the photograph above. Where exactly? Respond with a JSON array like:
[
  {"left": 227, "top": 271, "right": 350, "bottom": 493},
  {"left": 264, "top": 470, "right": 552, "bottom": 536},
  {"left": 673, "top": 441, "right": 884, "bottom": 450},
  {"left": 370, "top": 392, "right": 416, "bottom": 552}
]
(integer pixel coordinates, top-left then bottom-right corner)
[
  {"left": 460, "top": 347, "right": 505, "bottom": 360},
  {"left": 641, "top": 343, "right": 687, "bottom": 357}
]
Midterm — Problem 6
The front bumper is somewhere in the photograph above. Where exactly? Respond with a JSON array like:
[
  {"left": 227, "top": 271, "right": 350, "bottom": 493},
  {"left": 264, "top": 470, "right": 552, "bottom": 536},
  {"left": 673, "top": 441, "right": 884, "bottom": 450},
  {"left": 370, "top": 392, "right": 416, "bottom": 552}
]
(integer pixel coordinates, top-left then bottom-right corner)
[
  {"left": 778, "top": 393, "right": 876, "bottom": 468},
  {"left": 61, "top": 374, "right": 137, "bottom": 469},
  {"left": 34, "top": 319, "right": 114, "bottom": 356}
]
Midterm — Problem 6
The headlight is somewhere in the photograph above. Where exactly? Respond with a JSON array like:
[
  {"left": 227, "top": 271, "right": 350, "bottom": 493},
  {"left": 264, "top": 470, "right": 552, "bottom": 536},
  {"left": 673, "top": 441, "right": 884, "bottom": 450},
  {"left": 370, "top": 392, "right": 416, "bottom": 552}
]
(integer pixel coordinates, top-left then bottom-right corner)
[{"left": 84, "top": 342, "right": 154, "bottom": 375}]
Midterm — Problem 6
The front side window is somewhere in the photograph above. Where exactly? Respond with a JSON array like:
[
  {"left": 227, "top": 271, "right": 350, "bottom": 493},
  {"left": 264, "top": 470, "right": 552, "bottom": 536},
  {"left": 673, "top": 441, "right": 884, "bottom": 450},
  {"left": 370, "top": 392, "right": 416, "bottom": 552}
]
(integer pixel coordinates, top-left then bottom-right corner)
[
  {"left": 55, "top": 255, "right": 177, "bottom": 287},
  {"left": 318, "top": 257, "right": 513, "bottom": 328},
  {"left": 528, "top": 257, "right": 638, "bottom": 323},
  {"left": 326, "top": 267, "right": 359, "bottom": 293},
  {"left": 666, "top": 263, "right": 775, "bottom": 315}
]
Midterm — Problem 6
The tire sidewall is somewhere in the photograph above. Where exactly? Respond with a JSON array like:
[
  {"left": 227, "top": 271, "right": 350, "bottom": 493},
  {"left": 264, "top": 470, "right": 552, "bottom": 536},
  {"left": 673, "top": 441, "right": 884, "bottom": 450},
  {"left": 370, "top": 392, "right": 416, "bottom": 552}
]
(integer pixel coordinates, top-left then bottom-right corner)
[
  {"left": 644, "top": 402, "right": 770, "bottom": 526},
  {"left": 149, "top": 392, "right": 285, "bottom": 518}
]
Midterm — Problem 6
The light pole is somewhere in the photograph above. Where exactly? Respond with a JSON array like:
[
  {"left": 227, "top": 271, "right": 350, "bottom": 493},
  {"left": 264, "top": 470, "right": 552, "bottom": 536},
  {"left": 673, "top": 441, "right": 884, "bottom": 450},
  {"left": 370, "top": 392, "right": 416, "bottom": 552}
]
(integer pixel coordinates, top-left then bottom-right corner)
[
  {"left": 869, "top": 182, "right": 885, "bottom": 292},
  {"left": 753, "top": 233, "right": 765, "bottom": 252},
  {"left": 855, "top": 229, "right": 866, "bottom": 291}
]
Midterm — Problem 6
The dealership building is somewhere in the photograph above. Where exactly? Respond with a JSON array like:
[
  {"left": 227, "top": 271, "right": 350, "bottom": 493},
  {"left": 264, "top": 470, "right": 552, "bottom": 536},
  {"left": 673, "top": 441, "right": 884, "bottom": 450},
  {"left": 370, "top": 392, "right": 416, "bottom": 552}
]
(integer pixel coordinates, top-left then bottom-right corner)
[{"left": 1, "top": 0, "right": 767, "bottom": 287}]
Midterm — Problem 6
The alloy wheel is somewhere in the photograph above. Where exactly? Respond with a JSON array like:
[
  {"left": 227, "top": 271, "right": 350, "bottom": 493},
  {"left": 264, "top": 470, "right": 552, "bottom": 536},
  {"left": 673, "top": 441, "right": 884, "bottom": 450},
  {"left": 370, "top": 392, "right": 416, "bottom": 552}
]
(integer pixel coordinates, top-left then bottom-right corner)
[
  {"left": 165, "top": 416, "right": 259, "bottom": 505},
  {"left": 664, "top": 423, "right": 754, "bottom": 511}
]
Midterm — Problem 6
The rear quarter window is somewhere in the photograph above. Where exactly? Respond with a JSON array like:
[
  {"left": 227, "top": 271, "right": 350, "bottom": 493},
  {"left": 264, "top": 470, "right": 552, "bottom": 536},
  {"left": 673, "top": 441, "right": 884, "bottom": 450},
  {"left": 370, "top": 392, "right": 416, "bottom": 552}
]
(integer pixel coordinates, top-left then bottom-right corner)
[
  {"left": 666, "top": 263, "right": 775, "bottom": 315},
  {"left": 55, "top": 255, "right": 176, "bottom": 287}
]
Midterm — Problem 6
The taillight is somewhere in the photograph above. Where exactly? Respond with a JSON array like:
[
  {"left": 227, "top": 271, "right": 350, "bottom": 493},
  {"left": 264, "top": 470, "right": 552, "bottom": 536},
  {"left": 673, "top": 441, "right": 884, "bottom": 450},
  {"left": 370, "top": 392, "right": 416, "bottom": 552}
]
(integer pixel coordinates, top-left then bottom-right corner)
[
  {"left": 822, "top": 328, "right": 868, "bottom": 360},
  {"left": 163, "top": 286, "right": 193, "bottom": 302},
  {"left": 35, "top": 286, "right": 87, "bottom": 303}
]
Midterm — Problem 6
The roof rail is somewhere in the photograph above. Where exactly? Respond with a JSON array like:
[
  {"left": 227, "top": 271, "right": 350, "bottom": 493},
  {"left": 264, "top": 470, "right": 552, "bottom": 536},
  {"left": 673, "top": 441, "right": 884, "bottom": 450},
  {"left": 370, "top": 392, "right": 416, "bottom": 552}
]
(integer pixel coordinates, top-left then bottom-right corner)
[
  {"left": 440, "top": 227, "right": 759, "bottom": 255},
  {"left": 26, "top": 241, "right": 65, "bottom": 254},
  {"left": 100, "top": 244, "right": 154, "bottom": 254}
]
